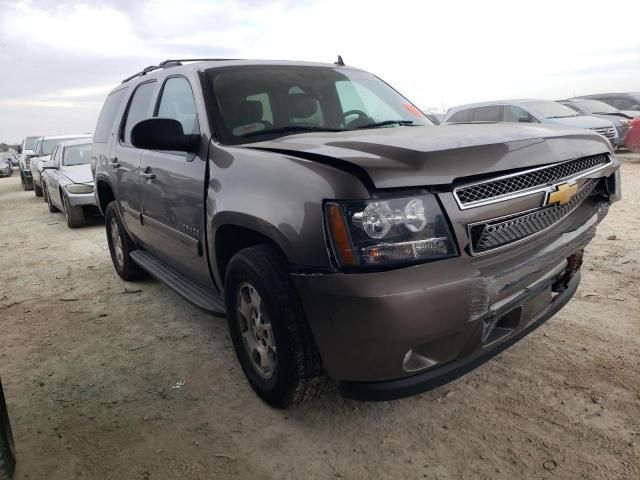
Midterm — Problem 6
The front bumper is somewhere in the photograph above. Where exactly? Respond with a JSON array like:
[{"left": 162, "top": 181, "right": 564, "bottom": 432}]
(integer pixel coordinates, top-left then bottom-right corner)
[
  {"left": 67, "top": 191, "right": 97, "bottom": 207},
  {"left": 292, "top": 199, "right": 608, "bottom": 400}
]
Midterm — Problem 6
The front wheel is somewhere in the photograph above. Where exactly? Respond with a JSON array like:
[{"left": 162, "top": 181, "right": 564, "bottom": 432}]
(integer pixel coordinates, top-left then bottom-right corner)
[
  {"left": 44, "top": 185, "right": 59, "bottom": 213},
  {"left": 34, "top": 181, "right": 43, "bottom": 197},
  {"left": 105, "top": 201, "right": 148, "bottom": 281},
  {"left": 225, "top": 244, "right": 325, "bottom": 408},
  {"left": 63, "top": 194, "right": 85, "bottom": 228}
]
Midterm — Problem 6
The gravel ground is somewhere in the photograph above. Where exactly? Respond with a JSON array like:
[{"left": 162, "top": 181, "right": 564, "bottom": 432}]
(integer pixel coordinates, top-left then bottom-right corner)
[{"left": 0, "top": 156, "right": 639, "bottom": 480}]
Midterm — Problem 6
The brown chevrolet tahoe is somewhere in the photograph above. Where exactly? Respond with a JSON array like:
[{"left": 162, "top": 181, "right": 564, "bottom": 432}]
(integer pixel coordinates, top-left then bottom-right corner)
[{"left": 91, "top": 59, "right": 621, "bottom": 408}]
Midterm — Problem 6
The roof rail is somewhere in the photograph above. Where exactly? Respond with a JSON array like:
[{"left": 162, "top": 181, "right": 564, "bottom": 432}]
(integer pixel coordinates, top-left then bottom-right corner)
[{"left": 121, "top": 58, "right": 240, "bottom": 84}]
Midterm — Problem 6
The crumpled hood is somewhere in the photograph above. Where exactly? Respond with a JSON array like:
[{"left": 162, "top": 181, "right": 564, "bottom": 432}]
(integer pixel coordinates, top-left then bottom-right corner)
[
  {"left": 61, "top": 164, "right": 93, "bottom": 184},
  {"left": 244, "top": 123, "right": 612, "bottom": 188}
]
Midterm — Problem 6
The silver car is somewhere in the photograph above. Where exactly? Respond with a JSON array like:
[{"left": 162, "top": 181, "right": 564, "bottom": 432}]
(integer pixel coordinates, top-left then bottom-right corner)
[
  {"left": 41, "top": 139, "right": 97, "bottom": 228},
  {"left": 444, "top": 99, "right": 619, "bottom": 146},
  {"left": 30, "top": 134, "right": 92, "bottom": 197}
]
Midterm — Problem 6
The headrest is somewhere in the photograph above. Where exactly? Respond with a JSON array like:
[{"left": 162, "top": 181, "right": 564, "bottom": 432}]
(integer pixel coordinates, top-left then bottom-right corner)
[
  {"left": 289, "top": 93, "right": 318, "bottom": 118},
  {"left": 233, "top": 100, "right": 263, "bottom": 126}
]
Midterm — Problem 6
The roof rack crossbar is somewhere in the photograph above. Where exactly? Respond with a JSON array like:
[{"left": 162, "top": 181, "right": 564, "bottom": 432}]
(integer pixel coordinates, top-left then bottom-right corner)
[{"left": 121, "top": 58, "right": 241, "bottom": 83}]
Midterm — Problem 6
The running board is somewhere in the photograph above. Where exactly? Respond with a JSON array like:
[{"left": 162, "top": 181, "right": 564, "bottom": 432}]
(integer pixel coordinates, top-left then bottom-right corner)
[{"left": 130, "top": 249, "right": 226, "bottom": 315}]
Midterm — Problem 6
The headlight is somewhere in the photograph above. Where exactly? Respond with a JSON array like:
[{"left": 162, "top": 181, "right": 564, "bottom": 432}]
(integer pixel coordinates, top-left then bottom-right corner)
[
  {"left": 66, "top": 184, "right": 94, "bottom": 194},
  {"left": 325, "top": 193, "right": 457, "bottom": 269}
]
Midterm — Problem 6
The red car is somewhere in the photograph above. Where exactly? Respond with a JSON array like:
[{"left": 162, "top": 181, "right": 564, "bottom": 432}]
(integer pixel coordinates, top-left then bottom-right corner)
[{"left": 627, "top": 117, "right": 640, "bottom": 152}]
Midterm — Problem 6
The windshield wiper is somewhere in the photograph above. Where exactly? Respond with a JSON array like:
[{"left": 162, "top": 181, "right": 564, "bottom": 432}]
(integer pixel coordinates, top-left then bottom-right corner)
[
  {"left": 241, "top": 125, "right": 346, "bottom": 138},
  {"left": 355, "top": 120, "right": 416, "bottom": 129}
]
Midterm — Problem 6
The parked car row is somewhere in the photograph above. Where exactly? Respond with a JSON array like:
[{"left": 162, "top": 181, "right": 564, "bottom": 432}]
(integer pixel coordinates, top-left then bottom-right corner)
[
  {"left": 443, "top": 93, "right": 640, "bottom": 150},
  {"left": 15, "top": 134, "right": 98, "bottom": 228}
]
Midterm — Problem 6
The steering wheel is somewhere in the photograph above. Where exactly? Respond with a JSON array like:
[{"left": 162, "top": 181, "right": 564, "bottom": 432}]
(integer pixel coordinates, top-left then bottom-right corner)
[{"left": 343, "top": 109, "right": 371, "bottom": 127}]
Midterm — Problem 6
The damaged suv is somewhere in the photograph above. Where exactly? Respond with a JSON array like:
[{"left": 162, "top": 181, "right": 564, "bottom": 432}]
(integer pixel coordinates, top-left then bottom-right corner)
[{"left": 92, "top": 59, "right": 620, "bottom": 407}]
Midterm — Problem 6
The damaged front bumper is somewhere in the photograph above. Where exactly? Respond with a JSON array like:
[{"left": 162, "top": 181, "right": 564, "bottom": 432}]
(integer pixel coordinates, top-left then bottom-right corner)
[{"left": 292, "top": 198, "right": 610, "bottom": 401}]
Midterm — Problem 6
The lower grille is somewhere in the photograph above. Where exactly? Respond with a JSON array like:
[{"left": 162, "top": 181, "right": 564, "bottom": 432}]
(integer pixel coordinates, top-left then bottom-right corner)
[{"left": 469, "top": 179, "right": 600, "bottom": 254}]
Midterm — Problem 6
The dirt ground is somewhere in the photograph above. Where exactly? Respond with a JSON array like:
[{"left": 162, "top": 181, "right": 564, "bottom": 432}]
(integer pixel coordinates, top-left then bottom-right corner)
[{"left": 0, "top": 156, "right": 639, "bottom": 480}]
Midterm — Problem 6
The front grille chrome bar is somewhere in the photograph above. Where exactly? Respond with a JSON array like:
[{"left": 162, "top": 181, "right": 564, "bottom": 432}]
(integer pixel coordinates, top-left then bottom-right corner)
[{"left": 453, "top": 153, "right": 612, "bottom": 209}]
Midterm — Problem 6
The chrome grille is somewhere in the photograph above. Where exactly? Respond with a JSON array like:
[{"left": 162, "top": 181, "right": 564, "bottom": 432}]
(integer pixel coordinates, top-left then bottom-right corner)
[
  {"left": 593, "top": 127, "right": 615, "bottom": 139},
  {"left": 469, "top": 179, "right": 600, "bottom": 253},
  {"left": 454, "top": 153, "right": 611, "bottom": 207}
]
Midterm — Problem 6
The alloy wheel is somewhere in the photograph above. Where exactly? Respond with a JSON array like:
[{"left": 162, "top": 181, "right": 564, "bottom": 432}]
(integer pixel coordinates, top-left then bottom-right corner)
[
  {"left": 236, "top": 282, "right": 277, "bottom": 379},
  {"left": 110, "top": 217, "right": 124, "bottom": 268}
]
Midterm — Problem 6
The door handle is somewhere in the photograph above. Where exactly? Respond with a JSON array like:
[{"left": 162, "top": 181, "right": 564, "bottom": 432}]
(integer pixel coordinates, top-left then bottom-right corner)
[
  {"left": 109, "top": 157, "right": 120, "bottom": 169},
  {"left": 140, "top": 167, "right": 155, "bottom": 180}
]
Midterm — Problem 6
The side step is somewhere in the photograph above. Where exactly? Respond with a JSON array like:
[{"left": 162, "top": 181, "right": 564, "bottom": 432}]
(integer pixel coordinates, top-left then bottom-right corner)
[{"left": 130, "top": 249, "right": 226, "bottom": 315}]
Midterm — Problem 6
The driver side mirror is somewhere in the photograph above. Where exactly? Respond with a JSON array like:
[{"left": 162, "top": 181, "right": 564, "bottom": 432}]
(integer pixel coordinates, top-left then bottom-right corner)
[
  {"left": 41, "top": 160, "right": 56, "bottom": 170},
  {"left": 631, "top": 105, "right": 640, "bottom": 111},
  {"left": 131, "top": 118, "right": 200, "bottom": 153},
  {"left": 518, "top": 116, "right": 531, "bottom": 123}
]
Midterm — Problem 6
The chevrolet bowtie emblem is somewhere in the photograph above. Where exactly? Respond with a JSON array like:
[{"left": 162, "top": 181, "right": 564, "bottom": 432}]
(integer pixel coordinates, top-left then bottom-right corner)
[{"left": 546, "top": 182, "right": 578, "bottom": 206}]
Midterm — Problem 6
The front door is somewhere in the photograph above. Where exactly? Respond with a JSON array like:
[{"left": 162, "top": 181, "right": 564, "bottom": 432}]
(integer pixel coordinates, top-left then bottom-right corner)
[
  {"left": 138, "top": 76, "right": 211, "bottom": 288},
  {"left": 110, "top": 80, "right": 157, "bottom": 242}
]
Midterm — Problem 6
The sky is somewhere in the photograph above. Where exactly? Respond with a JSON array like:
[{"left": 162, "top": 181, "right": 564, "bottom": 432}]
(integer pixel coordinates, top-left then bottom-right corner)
[{"left": 0, "top": 0, "right": 639, "bottom": 143}]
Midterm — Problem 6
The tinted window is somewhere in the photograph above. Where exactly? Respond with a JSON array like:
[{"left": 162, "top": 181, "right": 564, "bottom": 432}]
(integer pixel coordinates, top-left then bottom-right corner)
[
  {"left": 156, "top": 77, "right": 200, "bottom": 135},
  {"left": 609, "top": 98, "right": 634, "bottom": 110},
  {"left": 503, "top": 105, "right": 536, "bottom": 122},
  {"left": 41, "top": 137, "right": 90, "bottom": 156},
  {"left": 122, "top": 81, "right": 156, "bottom": 145},
  {"left": 63, "top": 144, "right": 92, "bottom": 166},
  {"left": 473, "top": 105, "right": 502, "bottom": 122},
  {"left": 524, "top": 101, "right": 578, "bottom": 119},
  {"left": 94, "top": 88, "right": 128, "bottom": 143},
  {"left": 573, "top": 99, "right": 617, "bottom": 114},
  {"left": 448, "top": 109, "right": 473, "bottom": 122},
  {"left": 207, "top": 66, "right": 430, "bottom": 145}
]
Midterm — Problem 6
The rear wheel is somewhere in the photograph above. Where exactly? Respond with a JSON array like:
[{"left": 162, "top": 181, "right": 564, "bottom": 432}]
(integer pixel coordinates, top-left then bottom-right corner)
[
  {"left": 225, "top": 244, "right": 325, "bottom": 408},
  {"left": 105, "top": 201, "right": 148, "bottom": 281},
  {"left": 63, "top": 194, "right": 85, "bottom": 228},
  {"left": 0, "top": 380, "right": 16, "bottom": 480}
]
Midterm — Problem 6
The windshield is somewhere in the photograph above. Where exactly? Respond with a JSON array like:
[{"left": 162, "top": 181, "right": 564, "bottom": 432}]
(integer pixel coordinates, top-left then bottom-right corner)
[
  {"left": 41, "top": 136, "right": 88, "bottom": 156},
  {"left": 24, "top": 136, "right": 40, "bottom": 150},
  {"left": 574, "top": 100, "right": 618, "bottom": 114},
  {"left": 62, "top": 143, "right": 91, "bottom": 166},
  {"left": 207, "top": 66, "right": 431, "bottom": 144},
  {"left": 524, "top": 101, "right": 579, "bottom": 119}
]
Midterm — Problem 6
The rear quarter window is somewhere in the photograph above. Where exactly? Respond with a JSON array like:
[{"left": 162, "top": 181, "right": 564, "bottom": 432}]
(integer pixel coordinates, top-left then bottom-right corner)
[{"left": 94, "top": 88, "right": 128, "bottom": 143}]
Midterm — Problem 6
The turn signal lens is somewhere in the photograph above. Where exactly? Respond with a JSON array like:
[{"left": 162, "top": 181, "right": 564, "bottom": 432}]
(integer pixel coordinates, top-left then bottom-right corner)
[{"left": 326, "top": 203, "right": 357, "bottom": 267}]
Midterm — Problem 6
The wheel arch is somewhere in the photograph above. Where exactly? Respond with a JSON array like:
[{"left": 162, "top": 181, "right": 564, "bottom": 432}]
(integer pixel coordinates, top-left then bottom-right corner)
[
  {"left": 210, "top": 213, "right": 293, "bottom": 289},
  {"left": 95, "top": 177, "right": 115, "bottom": 216}
]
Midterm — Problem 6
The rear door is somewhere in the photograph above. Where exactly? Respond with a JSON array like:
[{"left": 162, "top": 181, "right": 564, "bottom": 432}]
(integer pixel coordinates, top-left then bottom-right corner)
[
  {"left": 109, "top": 80, "right": 157, "bottom": 241},
  {"left": 138, "top": 75, "right": 211, "bottom": 287}
]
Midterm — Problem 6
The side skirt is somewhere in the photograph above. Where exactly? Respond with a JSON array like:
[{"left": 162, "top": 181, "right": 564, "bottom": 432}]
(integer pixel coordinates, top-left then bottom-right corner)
[{"left": 130, "top": 249, "right": 226, "bottom": 315}]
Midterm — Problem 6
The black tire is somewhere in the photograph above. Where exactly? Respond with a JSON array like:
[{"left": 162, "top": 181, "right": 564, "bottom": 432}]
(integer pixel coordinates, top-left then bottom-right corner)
[
  {"left": 44, "top": 185, "right": 59, "bottom": 213},
  {"left": 225, "top": 244, "right": 325, "bottom": 408},
  {"left": 34, "top": 181, "right": 43, "bottom": 197},
  {"left": 105, "top": 201, "right": 148, "bottom": 281},
  {"left": 63, "top": 193, "right": 85, "bottom": 228},
  {"left": 0, "top": 380, "right": 16, "bottom": 480},
  {"left": 21, "top": 171, "right": 33, "bottom": 191}
]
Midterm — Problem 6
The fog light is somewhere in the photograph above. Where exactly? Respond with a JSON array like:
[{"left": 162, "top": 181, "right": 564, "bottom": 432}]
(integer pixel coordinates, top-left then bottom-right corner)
[{"left": 402, "top": 349, "right": 437, "bottom": 373}]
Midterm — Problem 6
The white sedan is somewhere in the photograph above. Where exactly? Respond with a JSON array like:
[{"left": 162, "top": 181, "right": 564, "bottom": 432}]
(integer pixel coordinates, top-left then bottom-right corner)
[{"left": 42, "top": 138, "right": 97, "bottom": 228}]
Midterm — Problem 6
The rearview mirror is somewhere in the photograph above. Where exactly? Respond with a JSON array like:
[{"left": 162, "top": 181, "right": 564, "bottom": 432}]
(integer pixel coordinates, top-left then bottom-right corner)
[
  {"left": 131, "top": 118, "right": 200, "bottom": 153},
  {"left": 518, "top": 116, "right": 530, "bottom": 123},
  {"left": 631, "top": 105, "right": 640, "bottom": 111}
]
